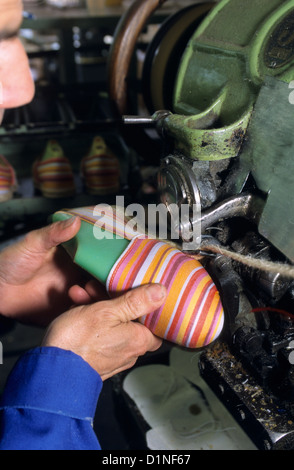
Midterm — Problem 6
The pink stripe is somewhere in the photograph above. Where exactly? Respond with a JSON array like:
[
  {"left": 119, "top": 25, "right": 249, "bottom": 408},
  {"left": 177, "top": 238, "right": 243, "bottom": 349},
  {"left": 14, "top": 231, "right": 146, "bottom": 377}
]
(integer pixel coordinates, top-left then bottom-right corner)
[
  {"left": 142, "top": 306, "right": 163, "bottom": 331},
  {"left": 145, "top": 253, "right": 188, "bottom": 331},
  {"left": 168, "top": 269, "right": 208, "bottom": 342},
  {"left": 122, "top": 241, "right": 157, "bottom": 290},
  {"left": 202, "top": 300, "right": 223, "bottom": 345},
  {"left": 158, "top": 252, "right": 187, "bottom": 287},
  {"left": 109, "top": 240, "right": 143, "bottom": 290},
  {"left": 149, "top": 245, "right": 174, "bottom": 283}
]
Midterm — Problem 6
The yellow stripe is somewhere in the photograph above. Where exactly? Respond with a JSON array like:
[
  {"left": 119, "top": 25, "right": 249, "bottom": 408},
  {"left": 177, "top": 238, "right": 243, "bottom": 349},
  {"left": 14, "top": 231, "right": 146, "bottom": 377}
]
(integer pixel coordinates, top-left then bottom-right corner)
[
  {"left": 154, "top": 260, "right": 196, "bottom": 337},
  {"left": 115, "top": 238, "right": 150, "bottom": 291},
  {"left": 205, "top": 293, "right": 223, "bottom": 342},
  {"left": 175, "top": 273, "right": 211, "bottom": 345},
  {"left": 194, "top": 291, "right": 220, "bottom": 347},
  {"left": 149, "top": 245, "right": 176, "bottom": 283},
  {"left": 141, "top": 244, "right": 170, "bottom": 285}
]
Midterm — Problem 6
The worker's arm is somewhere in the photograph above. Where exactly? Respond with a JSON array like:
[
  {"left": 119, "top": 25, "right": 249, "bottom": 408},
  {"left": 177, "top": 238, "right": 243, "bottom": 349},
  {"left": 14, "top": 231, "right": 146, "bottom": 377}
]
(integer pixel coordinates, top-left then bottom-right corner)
[
  {"left": 0, "top": 347, "right": 103, "bottom": 450},
  {"left": 0, "top": 284, "right": 165, "bottom": 450}
]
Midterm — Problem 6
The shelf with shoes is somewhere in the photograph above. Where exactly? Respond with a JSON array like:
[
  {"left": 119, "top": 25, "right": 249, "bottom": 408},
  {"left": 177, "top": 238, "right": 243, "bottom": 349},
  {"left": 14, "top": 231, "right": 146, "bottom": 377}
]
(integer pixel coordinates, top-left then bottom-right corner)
[
  {"left": 0, "top": 77, "right": 143, "bottom": 234},
  {"left": 0, "top": 131, "right": 137, "bottom": 242},
  {"left": 0, "top": 1, "right": 168, "bottom": 236}
]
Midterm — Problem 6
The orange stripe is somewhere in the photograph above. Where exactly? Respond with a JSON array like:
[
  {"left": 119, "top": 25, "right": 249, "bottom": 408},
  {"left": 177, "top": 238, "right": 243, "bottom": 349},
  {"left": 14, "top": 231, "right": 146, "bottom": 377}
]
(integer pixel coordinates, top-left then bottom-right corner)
[
  {"left": 204, "top": 297, "right": 223, "bottom": 345},
  {"left": 154, "top": 265, "right": 190, "bottom": 336},
  {"left": 123, "top": 239, "right": 157, "bottom": 290},
  {"left": 202, "top": 292, "right": 221, "bottom": 338},
  {"left": 116, "top": 239, "right": 150, "bottom": 291},
  {"left": 191, "top": 287, "right": 219, "bottom": 347},
  {"left": 175, "top": 275, "right": 211, "bottom": 345},
  {"left": 141, "top": 244, "right": 170, "bottom": 285}
]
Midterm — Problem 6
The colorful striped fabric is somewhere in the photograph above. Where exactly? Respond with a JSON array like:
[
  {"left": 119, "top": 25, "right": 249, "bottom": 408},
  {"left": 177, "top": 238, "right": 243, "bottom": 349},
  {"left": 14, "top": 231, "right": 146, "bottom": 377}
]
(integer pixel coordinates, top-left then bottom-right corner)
[
  {"left": 106, "top": 237, "right": 224, "bottom": 349},
  {"left": 33, "top": 141, "right": 75, "bottom": 198},
  {"left": 81, "top": 137, "right": 120, "bottom": 195},
  {"left": 0, "top": 155, "right": 17, "bottom": 202},
  {"left": 55, "top": 205, "right": 224, "bottom": 349},
  {"left": 60, "top": 205, "right": 144, "bottom": 240}
]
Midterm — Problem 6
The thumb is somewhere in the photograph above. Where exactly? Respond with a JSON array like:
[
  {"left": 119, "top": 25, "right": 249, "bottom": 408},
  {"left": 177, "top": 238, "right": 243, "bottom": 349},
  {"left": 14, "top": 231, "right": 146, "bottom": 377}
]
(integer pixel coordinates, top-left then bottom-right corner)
[
  {"left": 110, "top": 284, "right": 167, "bottom": 323},
  {"left": 24, "top": 216, "right": 81, "bottom": 253}
]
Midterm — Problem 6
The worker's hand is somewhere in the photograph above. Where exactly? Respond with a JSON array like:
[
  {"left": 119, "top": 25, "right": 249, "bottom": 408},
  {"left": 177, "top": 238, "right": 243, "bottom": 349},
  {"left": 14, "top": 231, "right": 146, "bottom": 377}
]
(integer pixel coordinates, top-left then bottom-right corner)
[
  {"left": 42, "top": 284, "right": 166, "bottom": 381},
  {"left": 0, "top": 217, "right": 105, "bottom": 326}
]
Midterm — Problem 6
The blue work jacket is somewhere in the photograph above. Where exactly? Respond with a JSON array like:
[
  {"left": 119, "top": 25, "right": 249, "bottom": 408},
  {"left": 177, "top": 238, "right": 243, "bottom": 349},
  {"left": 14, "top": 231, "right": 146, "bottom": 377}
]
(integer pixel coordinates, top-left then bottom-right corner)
[{"left": 0, "top": 347, "right": 103, "bottom": 450}]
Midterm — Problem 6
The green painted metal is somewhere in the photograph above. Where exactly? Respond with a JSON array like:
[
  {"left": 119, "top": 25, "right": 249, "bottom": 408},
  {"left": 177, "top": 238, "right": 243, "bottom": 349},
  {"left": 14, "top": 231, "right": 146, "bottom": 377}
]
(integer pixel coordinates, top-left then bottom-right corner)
[
  {"left": 233, "top": 77, "right": 294, "bottom": 263},
  {"left": 162, "top": 105, "right": 252, "bottom": 162},
  {"left": 163, "top": 0, "right": 294, "bottom": 161}
]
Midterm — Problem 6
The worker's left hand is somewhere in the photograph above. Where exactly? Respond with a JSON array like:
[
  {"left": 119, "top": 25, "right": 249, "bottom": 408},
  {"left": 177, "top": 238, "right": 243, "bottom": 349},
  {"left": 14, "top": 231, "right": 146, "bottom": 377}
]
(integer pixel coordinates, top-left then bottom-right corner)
[
  {"left": 42, "top": 283, "right": 166, "bottom": 381},
  {"left": 0, "top": 217, "right": 106, "bottom": 326}
]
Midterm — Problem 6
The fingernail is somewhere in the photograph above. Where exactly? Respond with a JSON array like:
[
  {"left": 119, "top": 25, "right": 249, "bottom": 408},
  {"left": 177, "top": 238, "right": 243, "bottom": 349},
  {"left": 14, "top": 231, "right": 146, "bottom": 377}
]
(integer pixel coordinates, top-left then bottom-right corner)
[
  {"left": 61, "top": 216, "right": 78, "bottom": 228},
  {"left": 146, "top": 284, "right": 166, "bottom": 302}
]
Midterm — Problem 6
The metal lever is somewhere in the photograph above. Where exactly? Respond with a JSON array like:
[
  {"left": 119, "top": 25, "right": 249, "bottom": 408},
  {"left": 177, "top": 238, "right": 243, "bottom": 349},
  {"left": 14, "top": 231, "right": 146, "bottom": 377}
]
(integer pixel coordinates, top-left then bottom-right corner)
[{"left": 122, "top": 110, "right": 171, "bottom": 130}]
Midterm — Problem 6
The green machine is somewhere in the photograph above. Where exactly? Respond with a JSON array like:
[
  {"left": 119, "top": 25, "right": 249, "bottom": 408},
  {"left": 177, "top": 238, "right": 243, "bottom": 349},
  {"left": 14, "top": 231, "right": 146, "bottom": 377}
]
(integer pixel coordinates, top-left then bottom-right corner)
[
  {"left": 107, "top": 0, "right": 294, "bottom": 450},
  {"left": 109, "top": 0, "right": 294, "bottom": 261},
  {"left": 161, "top": 0, "right": 294, "bottom": 265}
]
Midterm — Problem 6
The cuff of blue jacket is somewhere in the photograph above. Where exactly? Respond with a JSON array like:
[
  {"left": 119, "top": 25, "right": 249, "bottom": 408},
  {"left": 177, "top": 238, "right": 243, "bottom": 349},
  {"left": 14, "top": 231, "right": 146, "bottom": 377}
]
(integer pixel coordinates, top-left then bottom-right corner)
[{"left": 0, "top": 347, "right": 103, "bottom": 422}]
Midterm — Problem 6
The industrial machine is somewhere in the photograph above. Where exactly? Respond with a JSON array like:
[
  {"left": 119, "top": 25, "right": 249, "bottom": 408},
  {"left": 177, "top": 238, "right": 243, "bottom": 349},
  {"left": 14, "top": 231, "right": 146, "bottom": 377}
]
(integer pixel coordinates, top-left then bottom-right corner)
[
  {"left": 107, "top": 0, "right": 294, "bottom": 450},
  {"left": 1, "top": 0, "right": 294, "bottom": 451}
]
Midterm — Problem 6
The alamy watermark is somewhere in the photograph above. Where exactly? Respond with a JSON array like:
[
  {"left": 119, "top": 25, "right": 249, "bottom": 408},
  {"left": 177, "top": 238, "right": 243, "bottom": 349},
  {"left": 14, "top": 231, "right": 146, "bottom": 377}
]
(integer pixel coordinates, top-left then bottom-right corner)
[{"left": 92, "top": 195, "right": 201, "bottom": 251}]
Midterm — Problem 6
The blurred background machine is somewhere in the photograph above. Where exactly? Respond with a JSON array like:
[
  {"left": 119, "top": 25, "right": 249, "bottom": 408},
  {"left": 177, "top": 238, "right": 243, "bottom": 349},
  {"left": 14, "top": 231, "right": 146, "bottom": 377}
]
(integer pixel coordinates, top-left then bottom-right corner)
[{"left": 2, "top": 0, "right": 294, "bottom": 451}]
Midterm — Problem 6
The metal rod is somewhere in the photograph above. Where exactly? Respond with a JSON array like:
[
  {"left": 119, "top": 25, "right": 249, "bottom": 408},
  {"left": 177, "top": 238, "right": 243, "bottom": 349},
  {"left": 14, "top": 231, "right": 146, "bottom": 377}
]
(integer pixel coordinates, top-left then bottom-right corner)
[
  {"left": 194, "top": 192, "right": 266, "bottom": 234},
  {"left": 123, "top": 115, "right": 155, "bottom": 125}
]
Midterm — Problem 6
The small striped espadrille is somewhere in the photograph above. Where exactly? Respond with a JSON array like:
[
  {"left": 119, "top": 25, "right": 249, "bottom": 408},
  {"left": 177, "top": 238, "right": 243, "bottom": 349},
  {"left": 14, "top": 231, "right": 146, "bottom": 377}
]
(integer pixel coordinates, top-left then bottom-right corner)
[
  {"left": 0, "top": 155, "right": 17, "bottom": 202},
  {"left": 80, "top": 137, "right": 120, "bottom": 196},
  {"left": 33, "top": 140, "right": 76, "bottom": 198}
]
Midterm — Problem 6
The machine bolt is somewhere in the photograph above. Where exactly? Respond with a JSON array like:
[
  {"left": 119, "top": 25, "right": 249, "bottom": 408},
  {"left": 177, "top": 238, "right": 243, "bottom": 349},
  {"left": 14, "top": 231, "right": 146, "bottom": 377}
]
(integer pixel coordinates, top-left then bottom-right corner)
[
  {"left": 218, "top": 384, "right": 225, "bottom": 395},
  {"left": 239, "top": 409, "right": 246, "bottom": 421},
  {"left": 263, "top": 440, "right": 271, "bottom": 451}
]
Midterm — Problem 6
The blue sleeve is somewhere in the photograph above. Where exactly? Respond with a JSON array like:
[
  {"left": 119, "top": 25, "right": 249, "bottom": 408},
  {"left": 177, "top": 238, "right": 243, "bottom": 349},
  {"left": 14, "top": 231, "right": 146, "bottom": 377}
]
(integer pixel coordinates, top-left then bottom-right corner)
[{"left": 0, "top": 347, "right": 103, "bottom": 450}]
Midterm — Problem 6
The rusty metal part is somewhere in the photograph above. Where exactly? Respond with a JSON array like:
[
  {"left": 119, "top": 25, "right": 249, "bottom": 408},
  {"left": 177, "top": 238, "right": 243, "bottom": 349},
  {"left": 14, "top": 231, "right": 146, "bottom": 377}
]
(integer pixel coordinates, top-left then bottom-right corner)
[{"left": 107, "top": 0, "right": 168, "bottom": 115}]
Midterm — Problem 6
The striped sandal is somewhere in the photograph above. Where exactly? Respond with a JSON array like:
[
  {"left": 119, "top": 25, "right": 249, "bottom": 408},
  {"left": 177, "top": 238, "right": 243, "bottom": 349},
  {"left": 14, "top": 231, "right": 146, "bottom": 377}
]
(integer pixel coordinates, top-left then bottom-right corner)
[
  {"left": 0, "top": 155, "right": 17, "bottom": 202},
  {"left": 53, "top": 205, "right": 224, "bottom": 349},
  {"left": 33, "top": 140, "right": 76, "bottom": 198},
  {"left": 80, "top": 137, "right": 120, "bottom": 196}
]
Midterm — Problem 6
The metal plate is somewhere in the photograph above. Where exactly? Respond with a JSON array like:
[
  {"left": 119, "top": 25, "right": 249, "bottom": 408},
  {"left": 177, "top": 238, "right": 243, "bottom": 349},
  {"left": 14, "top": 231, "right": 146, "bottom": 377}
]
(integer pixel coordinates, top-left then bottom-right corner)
[{"left": 237, "top": 77, "right": 294, "bottom": 262}]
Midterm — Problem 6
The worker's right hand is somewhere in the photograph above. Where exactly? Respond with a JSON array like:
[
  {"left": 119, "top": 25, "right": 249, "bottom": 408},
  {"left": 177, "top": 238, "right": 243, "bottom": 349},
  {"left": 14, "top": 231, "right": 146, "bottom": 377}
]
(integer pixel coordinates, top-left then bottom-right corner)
[
  {"left": 42, "top": 283, "right": 167, "bottom": 381},
  {"left": 0, "top": 216, "right": 106, "bottom": 326}
]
